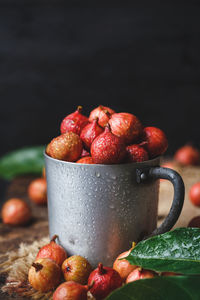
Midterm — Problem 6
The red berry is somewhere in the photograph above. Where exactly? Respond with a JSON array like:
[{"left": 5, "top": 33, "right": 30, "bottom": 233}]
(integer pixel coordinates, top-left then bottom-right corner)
[
  {"left": 28, "top": 178, "right": 47, "bottom": 205},
  {"left": 53, "top": 281, "right": 88, "bottom": 300},
  {"left": 91, "top": 126, "right": 126, "bottom": 164},
  {"left": 80, "top": 118, "right": 104, "bottom": 150},
  {"left": 188, "top": 216, "right": 200, "bottom": 228},
  {"left": 89, "top": 105, "right": 115, "bottom": 128},
  {"left": 109, "top": 112, "right": 143, "bottom": 144},
  {"left": 126, "top": 144, "right": 149, "bottom": 163},
  {"left": 60, "top": 106, "right": 89, "bottom": 135},
  {"left": 126, "top": 267, "right": 156, "bottom": 283},
  {"left": 142, "top": 127, "right": 168, "bottom": 158},
  {"left": 36, "top": 235, "right": 67, "bottom": 267},
  {"left": 174, "top": 145, "right": 200, "bottom": 166},
  {"left": 88, "top": 263, "right": 122, "bottom": 300},
  {"left": 76, "top": 156, "right": 94, "bottom": 164},
  {"left": 189, "top": 182, "right": 200, "bottom": 207},
  {"left": 1, "top": 198, "right": 32, "bottom": 226}
]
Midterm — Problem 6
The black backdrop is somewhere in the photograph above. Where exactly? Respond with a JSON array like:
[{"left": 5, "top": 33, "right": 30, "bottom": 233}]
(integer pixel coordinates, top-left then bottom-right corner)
[{"left": 1, "top": 0, "right": 200, "bottom": 157}]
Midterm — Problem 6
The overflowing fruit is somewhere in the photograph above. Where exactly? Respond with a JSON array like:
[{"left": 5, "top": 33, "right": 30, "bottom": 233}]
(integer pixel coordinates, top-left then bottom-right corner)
[
  {"left": 88, "top": 263, "right": 122, "bottom": 300},
  {"left": 36, "top": 235, "right": 67, "bottom": 266},
  {"left": 1, "top": 198, "right": 31, "bottom": 226},
  {"left": 62, "top": 255, "right": 92, "bottom": 284},
  {"left": 46, "top": 105, "right": 168, "bottom": 164},
  {"left": 28, "top": 258, "right": 61, "bottom": 292},
  {"left": 28, "top": 178, "right": 47, "bottom": 205}
]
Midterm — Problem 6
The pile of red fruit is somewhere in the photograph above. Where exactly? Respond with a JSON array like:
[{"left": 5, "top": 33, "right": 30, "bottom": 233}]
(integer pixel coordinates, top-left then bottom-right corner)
[
  {"left": 46, "top": 105, "right": 168, "bottom": 164},
  {"left": 28, "top": 236, "right": 178, "bottom": 299}
]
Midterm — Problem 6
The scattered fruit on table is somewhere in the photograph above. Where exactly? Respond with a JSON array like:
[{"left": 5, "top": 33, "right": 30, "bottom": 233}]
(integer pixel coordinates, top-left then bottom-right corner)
[
  {"left": 174, "top": 145, "right": 200, "bottom": 166},
  {"left": 28, "top": 177, "right": 47, "bottom": 205},
  {"left": 126, "top": 267, "right": 156, "bottom": 283},
  {"left": 62, "top": 255, "right": 92, "bottom": 285},
  {"left": 113, "top": 242, "right": 137, "bottom": 282},
  {"left": 46, "top": 105, "right": 168, "bottom": 164},
  {"left": 1, "top": 198, "right": 31, "bottom": 225},
  {"left": 188, "top": 216, "right": 200, "bottom": 228},
  {"left": 189, "top": 182, "right": 200, "bottom": 207},
  {"left": 36, "top": 234, "right": 67, "bottom": 266},
  {"left": 88, "top": 263, "right": 122, "bottom": 300},
  {"left": 60, "top": 106, "right": 89, "bottom": 135},
  {"left": 28, "top": 258, "right": 61, "bottom": 292},
  {"left": 53, "top": 281, "right": 88, "bottom": 300}
]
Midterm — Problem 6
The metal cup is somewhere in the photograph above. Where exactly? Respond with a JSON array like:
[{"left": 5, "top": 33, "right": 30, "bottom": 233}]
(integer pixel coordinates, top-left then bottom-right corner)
[{"left": 45, "top": 154, "right": 184, "bottom": 267}]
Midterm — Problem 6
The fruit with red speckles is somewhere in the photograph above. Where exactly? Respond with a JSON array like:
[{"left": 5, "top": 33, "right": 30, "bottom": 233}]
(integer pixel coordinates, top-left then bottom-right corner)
[
  {"left": 53, "top": 281, "right": 88, "bottom": 300},
  {"left": 48, "top": 132, "right": 83, "bottom": 162},
  {"left": 36, "top": 235, "right": 67, "bottom": 267},
  {"left": 174, "top": 145, "right": 200, "bottom": 166},
  {"left": 109, "top": 113, "right": 143, "bottom": 144},
  {"left": 126, "top": 267, "right": 156, "bottom": 283},
  {"left": 76, "top": 156, "right": 94, "bottom": 164},
  {"left": 28, "top": 258, "right": 61, "bottom": 292},
  {"left": 91, "top": 125, "right": 126, "bottom": 164},
  {"left": 28, "top": 178, "right": 47, "bottom": 205},
  {"left": 80, "top": 118, "right": 104, "bottom": 150},
  {"left": 89, "top": 105, "right": 115, "bottom": 128},
  {"left": 188, "top": 216, "right": 200, "bottom": 228},
  {"left": 60, "top": 106, "right": 89, "bottom": 135},
  {"left": 1, "top": 198, "right": 31, "bottom": 226},
  {"left": 88, "top": 263, "right": 122, "bottom": 300},
  {"left": 142, "top": 127, "right": 168, "bottom": 158},
  {"left": 81, "top": 148, "right": 90, "bottom": 158},
  {"left": 126, "top": 144, "right": 149, "bottom": 163},
  {"left": 189, "top": 182, "right": 200, "bottom": 207},
  {"left": 113, "top": 243, "right": 137, "bottom": 282},
  {"left": 62, "top": 255, "right": 92, "bottom": 285}
]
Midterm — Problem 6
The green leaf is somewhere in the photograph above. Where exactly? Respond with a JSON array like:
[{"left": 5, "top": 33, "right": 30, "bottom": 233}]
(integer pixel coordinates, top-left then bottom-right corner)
[
  {"left": 105, "top": 276, "right": 200, "bottom": 300},
  {"left": 0, "top": 146, "right": 45, "bottom": 180},
  {"left": 126, "top": 228, "right": 200, "bottom": 275}
]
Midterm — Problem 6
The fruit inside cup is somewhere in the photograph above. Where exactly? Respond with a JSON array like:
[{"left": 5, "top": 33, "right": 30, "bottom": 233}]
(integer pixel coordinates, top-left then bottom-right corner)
[{"left": 46, "top": 105, "right": 168, "bottom": 164}]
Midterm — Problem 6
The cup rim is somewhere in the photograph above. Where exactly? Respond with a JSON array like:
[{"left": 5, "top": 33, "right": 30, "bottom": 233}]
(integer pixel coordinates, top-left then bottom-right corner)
[{"left": 44, "top": 152, "right": 161, "bottom": 167}]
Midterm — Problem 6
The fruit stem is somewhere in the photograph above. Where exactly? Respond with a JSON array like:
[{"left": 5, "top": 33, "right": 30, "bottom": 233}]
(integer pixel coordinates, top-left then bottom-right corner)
[
  {"left": 32, "top": 263, "right": 43, "bottom": 272},
  {"left": 77, "top": 106, "right": 83, "bottom": 112},
  {"left": 51, "top": 234, "right": 58, "bottom": 243},
  {"left": 104, "top": 109, "right": 111, "bottom": 118},
  {"left": 131, "top": 241, "right": 136, "bottom": 249},
  {"left": 88, "top": 280, "right": 95, "bottom": 290},
  {"left": 98, "top": 263, "right": 106, "bottom": 275},
  {"left": 139, "top": 141, "right": 148, "bottom": 147}
]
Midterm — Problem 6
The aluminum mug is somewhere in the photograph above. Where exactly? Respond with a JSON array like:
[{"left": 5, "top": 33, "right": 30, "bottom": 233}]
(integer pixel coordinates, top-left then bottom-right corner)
[{"left": 45, "top": 154, "right": 184, "bottom": 267}]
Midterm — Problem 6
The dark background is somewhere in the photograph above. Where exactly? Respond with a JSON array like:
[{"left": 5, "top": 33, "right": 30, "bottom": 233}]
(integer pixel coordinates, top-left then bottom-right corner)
[{"left": 1, "top": 0, "right": 200, "bottom": 157}]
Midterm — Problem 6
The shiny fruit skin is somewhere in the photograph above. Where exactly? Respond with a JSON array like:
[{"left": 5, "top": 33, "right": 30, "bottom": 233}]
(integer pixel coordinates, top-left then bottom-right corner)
[
  {"left": 53, "top": 281, "right": 88, "bottom": 300},
  {"left": 80, "top": 118, "right": 104, "bottom": 150},
  {"left": 76, "top": 156, "right": 94, "bottom": 164},
  {"left": 188, "top": 216, "right": 200, "bottom": 228},
  {"left": 126, "top": 267, "right": 155, "bottom": 283},
  {"left": 89, "top": 105, "right": 115, "bottom": 128},
  {"left": 113, "top": 246, "right": 137, "bottom": 282},
  {"left": 36, "top": 235, "right": 67, "bottom": 267},
  {"left": 142, "top": 127, "right": 168, "bottom": 158},
  {"left": 28, "top": 258, "right": 61, "bottom": 292},
  {"left": 109, "top": 113, "right": 143, "bottom": 144},
  {"left": 62, "top": 255, "right": 92, "bottom": 285},
  {"left": 48, "top": 132, "right": 83, "bottom": 162},
  {"left": 60, "top": 106, "right": 89, "bottom": 135},
  {"left": 1, "top": 198, "right": 31, "bottom": 226},
  {"left": 88, "top": 263, "right": 122, "bottom": 300},
  {"left": 174, "top": 145, "right": 200, "bottom": 166},
  {"left": 91, "top": 126, "right": 126, "bottom": 164},
  {"left": 126, "top": 145, "right": 149, "bottom": 163},
  {"left": 189, "top": 182, "right": 200, "bottom": 207},
  {"left": 28, "top": 178, "right": 47, "bottom": 205}
]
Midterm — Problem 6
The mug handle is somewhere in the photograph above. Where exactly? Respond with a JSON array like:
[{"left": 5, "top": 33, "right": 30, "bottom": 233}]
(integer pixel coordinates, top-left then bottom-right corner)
[{"left": 136, "top": 166, "right": 185, "bottom": 236}]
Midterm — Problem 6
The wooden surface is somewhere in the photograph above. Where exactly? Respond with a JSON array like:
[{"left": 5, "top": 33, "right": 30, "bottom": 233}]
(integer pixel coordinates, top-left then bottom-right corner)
[{"left": 1, "top": 164, "right": 200, "bottom": 299}]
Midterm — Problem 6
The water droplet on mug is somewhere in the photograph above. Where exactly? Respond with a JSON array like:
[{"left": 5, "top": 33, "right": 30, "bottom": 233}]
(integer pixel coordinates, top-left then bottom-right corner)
[
  {"left": 95, "top": 172, "right": 101, "bottom": 178},
  {"left": 110, "top": 175, "right": 117, "bottom": 180},
  {"left": 109, "top": 204, "right": 115, "bottom": 209}
]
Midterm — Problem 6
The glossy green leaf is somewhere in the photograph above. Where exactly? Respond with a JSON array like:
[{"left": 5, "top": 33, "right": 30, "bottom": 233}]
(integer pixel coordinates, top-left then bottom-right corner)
[
  {"left": 0, "top": 146, "right": 45, "bottom": 179},
  {"left": 126, "top": 228, "right": 200, "bottom": 275},
  {"left": 106, "top": 276, "right": 200, "bottom": 300}
]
